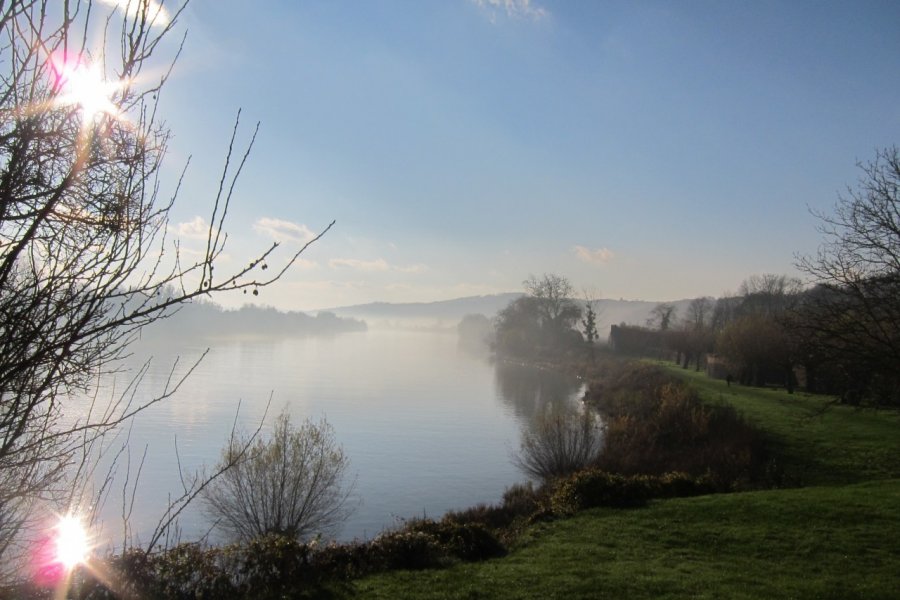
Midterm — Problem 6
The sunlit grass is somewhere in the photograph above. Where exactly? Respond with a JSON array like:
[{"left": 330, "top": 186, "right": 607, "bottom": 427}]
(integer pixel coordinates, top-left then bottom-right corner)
[
  {"left": 357, "top": 364, "right": 900, "bottom": 599},
  {"left": 659, "top": 362, "right": 900, "bottom": 485},
  {"left": 357, "top": 480, "right": 900, "bottom": 599}
]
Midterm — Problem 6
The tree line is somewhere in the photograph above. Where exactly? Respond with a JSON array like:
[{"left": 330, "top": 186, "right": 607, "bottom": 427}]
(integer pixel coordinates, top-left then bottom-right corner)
[{"left": 496, "top": 147, "right": 900, "bottom": 406}]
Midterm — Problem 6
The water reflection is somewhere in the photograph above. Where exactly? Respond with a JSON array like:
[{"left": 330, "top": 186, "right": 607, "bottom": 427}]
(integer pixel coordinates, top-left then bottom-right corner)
[
  {"left": 70, "top": 332, "right": 589, "bottom": 545},
  {"left": 493, "top": 361, "right": 584, "bottom": 424}
]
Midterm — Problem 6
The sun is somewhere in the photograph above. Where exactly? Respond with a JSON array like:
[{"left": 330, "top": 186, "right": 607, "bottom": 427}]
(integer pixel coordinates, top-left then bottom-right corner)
[
  {"left": 49, "top": 52, "right": 121, "bottom": 126},
  {"left": 54, "top": 515, "right": 90, "bottom": 571}
]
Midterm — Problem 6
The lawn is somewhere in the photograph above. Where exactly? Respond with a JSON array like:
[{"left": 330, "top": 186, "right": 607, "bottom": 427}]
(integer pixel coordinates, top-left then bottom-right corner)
[
  {"left": 658, "top": 362, "right": 900, "bottom": 485},
  {"left": 356, "top": 480, "right": 900, "bottom": 599},
  {"left": 357, "top": 363, "right": 900, "bottom": 599}
]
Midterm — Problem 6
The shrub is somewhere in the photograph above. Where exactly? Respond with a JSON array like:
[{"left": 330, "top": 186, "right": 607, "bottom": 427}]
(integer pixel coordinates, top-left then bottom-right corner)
[
  {"left": 514, "top": 406, "right": 604, "bottom": 482},
  {"left": 225, "top": 534, "right": 312, "bottom": 597},
  {"left": 656, "top": 471, "right": 717, "bottom": 498},
  {"left": 203, "top": 411, "right": 354, "bottom": 543},
  {"left": 549, "top": 469, "right": 717, "bottom": 515},
  {"left": 152, "top": 543, "right": 232, "bottom": 599},
  {"left": 550, "top": 470, "right": 652, "bottom": 514},
  {"left": 365, "top": 530, "right": 446, "bottom": 571},
  {"left": 406, "top": 520, "right": 506, "bottom": 562},
  {"left": 442, "top": 482, "right": 544, "bottom": 533}
]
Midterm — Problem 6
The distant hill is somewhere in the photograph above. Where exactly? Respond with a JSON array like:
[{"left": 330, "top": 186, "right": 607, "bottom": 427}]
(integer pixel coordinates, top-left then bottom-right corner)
[
  {"left": 321, "top": 294, "right": 698, "bottom": 336},
  {"left": 138, "top": 301, "right": 367, "bottom": 342},
  {"left": 320, "top": 293, "right": 523, "bottom": 330}
]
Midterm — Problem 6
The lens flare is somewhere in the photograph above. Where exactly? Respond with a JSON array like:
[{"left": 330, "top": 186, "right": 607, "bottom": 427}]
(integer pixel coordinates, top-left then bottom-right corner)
[
  {"left": 55, "top": 515, "right": 89, "bottom": 570},
  {"left": 49, "top": 52, "right": 120, "bottom": 125}
]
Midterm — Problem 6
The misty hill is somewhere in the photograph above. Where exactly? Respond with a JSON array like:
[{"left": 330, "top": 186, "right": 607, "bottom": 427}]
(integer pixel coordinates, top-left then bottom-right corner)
[
  {"left": 322, "top": 294, "right": 697, "bottom": 336},
  {"left": 320, "top": 293, "right": 523, "bottom": 329},
  {"left": 138, "top": 301, "right": 367, "bottom": 342}
]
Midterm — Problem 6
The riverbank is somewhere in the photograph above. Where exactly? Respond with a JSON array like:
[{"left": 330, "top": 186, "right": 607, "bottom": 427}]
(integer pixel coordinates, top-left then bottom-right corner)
[
  {"left": 358, "top": 359, "right": 900, "bottom": 599},
  {"left": 358, "top": 479, "right": 900, "bottom": 599}
]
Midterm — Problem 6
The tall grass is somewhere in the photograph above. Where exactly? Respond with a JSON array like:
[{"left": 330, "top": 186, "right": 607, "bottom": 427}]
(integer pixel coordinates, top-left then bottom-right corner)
[{"left": 585, "top": 360, "right": 770, "bottom": 488}]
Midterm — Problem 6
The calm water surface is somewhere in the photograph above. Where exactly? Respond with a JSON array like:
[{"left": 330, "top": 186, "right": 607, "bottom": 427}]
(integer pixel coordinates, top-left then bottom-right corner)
[{"left": 81, "top": 330, "right": 582, "bottom": 546}]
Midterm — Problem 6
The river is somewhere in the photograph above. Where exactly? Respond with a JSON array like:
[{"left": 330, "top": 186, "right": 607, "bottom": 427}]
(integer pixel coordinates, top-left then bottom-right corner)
[{"left": 75, "top": 329, "right": 583, "bottom": 547}]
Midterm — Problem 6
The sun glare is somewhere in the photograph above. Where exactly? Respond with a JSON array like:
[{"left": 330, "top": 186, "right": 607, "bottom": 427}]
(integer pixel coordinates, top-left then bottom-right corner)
[
  {"left": 55, "top": 515, "right": 89, "bottom": 571},
  {"left": 50, "top": 52, "right": 120, "bottom": 126},
  {"left": 98, "top": 0, "right": 171, "bottom": 27}
]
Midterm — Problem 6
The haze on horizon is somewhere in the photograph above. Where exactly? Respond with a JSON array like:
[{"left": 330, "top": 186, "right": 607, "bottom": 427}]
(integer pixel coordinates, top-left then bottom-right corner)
[{"left": 157, "top": 0, "right": 899, "bottom": 312}]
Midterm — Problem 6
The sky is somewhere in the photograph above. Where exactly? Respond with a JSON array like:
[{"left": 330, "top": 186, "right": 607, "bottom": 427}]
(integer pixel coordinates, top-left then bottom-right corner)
[{"left": 133, "top": 0, "right": 900, "bottom": 311}]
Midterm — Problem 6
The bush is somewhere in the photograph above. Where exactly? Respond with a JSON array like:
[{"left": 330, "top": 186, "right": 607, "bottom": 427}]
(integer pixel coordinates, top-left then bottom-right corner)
[
  {"left": 514, "top": 406, "right": 604, "bottom": 482},
  {"left": 366, "top": 530, "right": 447, "bottom": 571},
  {"left": 226, "top": 534, "right": 313, "bottom": 597},
  {"left": 405, "top": 520, "right": 506, "bottom": 562},
  {"left": 442, "top": 482, "right": 544, "bottom": 533},
  {"left": 203, "top": 411, "right": 354, "bottom": 543},
  {"left": 549, "top": 469, "right": 717, "bottom": 515},
  {"left": 550, "top": 470, "right": 652, "bottom": 514}
]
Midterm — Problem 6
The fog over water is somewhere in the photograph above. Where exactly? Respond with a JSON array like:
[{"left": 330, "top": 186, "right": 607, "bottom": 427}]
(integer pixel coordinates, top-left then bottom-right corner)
[{"left": 77, "top": 329, "right": 583, "bottom": 547}]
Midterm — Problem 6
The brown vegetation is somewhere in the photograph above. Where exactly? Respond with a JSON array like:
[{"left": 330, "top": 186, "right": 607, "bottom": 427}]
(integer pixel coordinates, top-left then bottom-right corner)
[{"left": 584, "top": 359, "right": 771, "bottom": 489}]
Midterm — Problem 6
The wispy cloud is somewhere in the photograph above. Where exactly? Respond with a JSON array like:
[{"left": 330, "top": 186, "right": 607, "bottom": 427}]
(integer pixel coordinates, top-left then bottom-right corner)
[
  {"left": 329, "top": 258, "right": 390, "bottom": 272},
  {"left": 254, "top": 217, "right": 316, "bottom": 244},
  {"left": 470, "top": 0, "right": 548, "bottom": 22},
  {"left": 574, "top": 245, "right": 615, "bottom": 265},
  {"left": 329, "top": 257, "right": 428, "bottom": 274},
  {"left": 171, "top": 216, "right": 214, "bottom": 240},
  {"left": 97, "top": 0, "right": 171, "bottom": 27}
]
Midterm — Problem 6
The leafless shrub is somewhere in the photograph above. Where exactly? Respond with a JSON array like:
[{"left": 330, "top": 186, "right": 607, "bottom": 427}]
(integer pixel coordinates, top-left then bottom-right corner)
[
  {"left": 514, "top": 405, "right": 604, "bottom": 482},
  {"left": 202, "top": 411, "right": 354, "bottom": 543}
]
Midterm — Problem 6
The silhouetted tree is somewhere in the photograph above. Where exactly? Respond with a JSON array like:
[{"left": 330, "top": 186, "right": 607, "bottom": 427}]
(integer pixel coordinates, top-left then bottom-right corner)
[
  {"left": 795, "top": 146, "right": 900, "bottom": 404},
  {"left": 738, "top": 274, "right": 802, "bottom": 316},
  {"left": 523, "top": 274, "right": 581, "bottom": 331},
  {"left": 714, "top": 275, "right": 800, "bottom": 390},
  {"left": 582, "top": 303, "right": 598, "bottom": 345},
  {"left": 494, "top": 296, "right": 542, "bottom": 357},
  {"left": 495, "top": 274, "right": 582, "bottom": 358},
  {"left": 667, "top": 298, "right": 715, "bottom": 371},
  {"left": 0, "top": 0, "right": 330, "bottom": 570},
  {"left": 580, "top": 288, "right": 601, "bottom": 352},
  {"left": 647, "top": 302, "right": 677, "bottom": 331},
  {"left": 717, "top": 314, "right": 793, "bottom": 387}
]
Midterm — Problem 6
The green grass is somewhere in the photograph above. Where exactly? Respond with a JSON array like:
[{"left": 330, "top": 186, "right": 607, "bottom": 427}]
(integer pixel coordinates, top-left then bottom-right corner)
[
  {"left": 356, "top": 480, "right": 900, "bottom": 599},
  {"left": 357, "top": 363, "right": 900, "bottom": 599},
  {"left": 657, "top": 362, "right": 900, "bottom": 485}
]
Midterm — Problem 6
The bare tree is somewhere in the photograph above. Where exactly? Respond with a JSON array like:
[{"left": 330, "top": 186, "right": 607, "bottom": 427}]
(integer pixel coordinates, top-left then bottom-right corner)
[
  {"left": 202, "top": 411, "right": 354, "bottom": 543},
  {"left": 795, "top": 146, "right": 900, "bottom": 403},
  {"left": 646, "top": 302, "right": 676, "bottom": 331},
  {"left": 523, "top": 273, "right": 580, "bottom": 329},
  {"left": 495, "top": 274, "right": 582, "bottom": 358},
  {"left": 0, "top": 0, "right": 330, "bottom": 568},
  {"left": 712, "top": 275, "right": 802, "bottom": 389},
  {"left": 738, "top": 274, "right": 802, "bottom": 316},
  {"left": 685, "top": 297, "right": 712, "bottom": 331}
]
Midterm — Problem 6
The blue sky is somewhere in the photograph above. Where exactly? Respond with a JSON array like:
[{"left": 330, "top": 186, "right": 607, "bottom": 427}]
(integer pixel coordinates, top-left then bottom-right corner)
[{"left": 146, "top": 0, "right": 900, "bottom": 311}]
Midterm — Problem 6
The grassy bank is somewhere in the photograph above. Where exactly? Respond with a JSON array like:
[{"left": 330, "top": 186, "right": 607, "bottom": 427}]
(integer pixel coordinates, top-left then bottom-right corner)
[
  {"left": 357, "top": 479, "right": 900, "bottom": 599},
  {"left": 658, "top": 363, "right": 900, "bottom": 485},
  {"left": 358, "top": 362, "right": 900, "bottom": 599}
]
